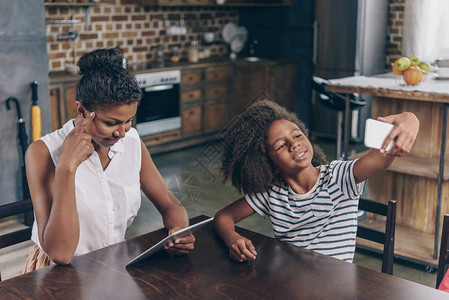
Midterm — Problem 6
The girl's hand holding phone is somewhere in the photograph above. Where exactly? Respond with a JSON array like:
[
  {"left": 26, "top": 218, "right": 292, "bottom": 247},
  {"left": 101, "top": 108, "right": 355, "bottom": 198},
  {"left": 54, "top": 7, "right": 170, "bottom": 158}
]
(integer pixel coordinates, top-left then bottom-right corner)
[{"left": 377, "top": 112, "right": 419, "bottom": 157}]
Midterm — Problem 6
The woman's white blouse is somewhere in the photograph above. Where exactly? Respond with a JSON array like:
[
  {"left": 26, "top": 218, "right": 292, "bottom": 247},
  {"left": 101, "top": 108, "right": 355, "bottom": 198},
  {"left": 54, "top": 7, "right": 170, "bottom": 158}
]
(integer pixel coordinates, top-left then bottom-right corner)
[{"left": 31, "top": 120, "right": 142, "bottom": 256}]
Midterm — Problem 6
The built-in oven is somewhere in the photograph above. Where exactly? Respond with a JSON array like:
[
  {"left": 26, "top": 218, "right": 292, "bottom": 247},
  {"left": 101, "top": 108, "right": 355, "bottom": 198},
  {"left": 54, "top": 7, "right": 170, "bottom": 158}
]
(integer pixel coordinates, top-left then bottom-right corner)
[{"left": 135, "top": 70, "right": 181, "bottom": 136}]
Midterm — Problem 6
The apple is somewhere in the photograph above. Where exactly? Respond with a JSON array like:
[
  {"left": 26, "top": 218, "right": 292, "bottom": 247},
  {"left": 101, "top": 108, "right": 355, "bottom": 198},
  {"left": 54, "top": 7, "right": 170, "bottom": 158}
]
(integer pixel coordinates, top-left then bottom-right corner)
[
  {"left": 396, "top": 57, "right": 411, "bottom": 71},
  {"left": 393, "top": 59, "right": 404, "bottom": 75},
  {"left": 419, "top": 62, "right": 431, "bottom": 73},
  {"left": 403, "top": 66, "right": 423, "bottom": 86},
  {"left": 409, "top": 56, "right": 420, "bottom": 66}
]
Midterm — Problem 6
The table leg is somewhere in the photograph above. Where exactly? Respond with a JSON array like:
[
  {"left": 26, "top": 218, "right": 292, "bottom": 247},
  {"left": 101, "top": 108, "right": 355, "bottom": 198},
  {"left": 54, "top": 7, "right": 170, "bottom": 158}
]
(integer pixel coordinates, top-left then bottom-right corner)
[{"left": 434, "top": 103, "right": 449, "bottom": 259}]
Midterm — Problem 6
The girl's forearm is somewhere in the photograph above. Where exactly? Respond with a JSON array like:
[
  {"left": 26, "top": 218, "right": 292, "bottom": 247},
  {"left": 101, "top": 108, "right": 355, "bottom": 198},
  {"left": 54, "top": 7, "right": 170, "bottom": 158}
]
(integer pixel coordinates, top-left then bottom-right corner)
[{"left": 213, "top": 211, "right": 241, "bottom": 248}]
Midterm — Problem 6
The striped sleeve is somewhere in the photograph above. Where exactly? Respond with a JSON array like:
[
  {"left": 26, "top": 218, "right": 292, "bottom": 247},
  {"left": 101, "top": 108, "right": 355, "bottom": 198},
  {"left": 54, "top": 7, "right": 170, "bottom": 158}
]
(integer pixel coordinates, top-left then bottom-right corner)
[
  {"left": 329, "top": 160, "right": 365, "bottom": 198},
  {"left": 245, "top": 190, "right": 270, "bottom": 218}
]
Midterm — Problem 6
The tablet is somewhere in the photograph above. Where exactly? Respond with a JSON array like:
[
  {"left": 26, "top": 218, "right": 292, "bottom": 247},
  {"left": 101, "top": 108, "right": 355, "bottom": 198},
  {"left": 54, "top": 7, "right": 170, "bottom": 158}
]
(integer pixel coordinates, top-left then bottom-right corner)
[
  {"left": 126, "top": 217, "right": 213, "bottom": 267},
  {"left": 364, "top": 118, "right": 394, "bottom": 151}
]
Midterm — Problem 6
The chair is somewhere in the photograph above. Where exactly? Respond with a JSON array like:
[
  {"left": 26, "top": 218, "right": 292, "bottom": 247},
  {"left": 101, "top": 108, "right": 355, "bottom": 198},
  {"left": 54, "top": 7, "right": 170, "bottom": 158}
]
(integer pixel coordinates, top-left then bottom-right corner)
[
  {"left": 311, "top": 76, "right": 367, "bottom": 159},
  {"left": 0, "top": 199, "right": 34, "bottom": 281},
  {"left": 356, "top": 198, "right": 396, "bottom": 275},
  {"left": 436, "top": 214, "right": 449, "bottom": 288}
]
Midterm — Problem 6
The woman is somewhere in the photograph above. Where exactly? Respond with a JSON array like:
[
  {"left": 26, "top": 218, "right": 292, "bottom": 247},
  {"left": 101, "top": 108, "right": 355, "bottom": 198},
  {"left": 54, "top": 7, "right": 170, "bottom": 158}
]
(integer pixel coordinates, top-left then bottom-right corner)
[{"left": 23, "top": 48, "right": 194, "bottom": 272}]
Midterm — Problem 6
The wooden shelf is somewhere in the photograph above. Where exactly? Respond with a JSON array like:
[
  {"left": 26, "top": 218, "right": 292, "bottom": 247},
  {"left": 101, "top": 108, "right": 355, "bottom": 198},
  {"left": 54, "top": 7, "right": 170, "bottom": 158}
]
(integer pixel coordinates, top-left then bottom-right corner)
[
  {"left": 357, "top": 217, "right": 437, "bottom": 268},
  {"left": 351, "top": 150, "right": 449, "bottom": 180}
]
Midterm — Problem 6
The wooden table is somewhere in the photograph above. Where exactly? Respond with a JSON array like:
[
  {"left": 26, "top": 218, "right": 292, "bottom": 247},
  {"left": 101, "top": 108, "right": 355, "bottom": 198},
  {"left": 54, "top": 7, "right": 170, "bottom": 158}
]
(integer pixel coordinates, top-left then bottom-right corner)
[
  {"left": 326, "top": 74, "right": 449, "bottom": 269},
  {"left": 0, "top": 215, "right": 446, "bottom": 299}
]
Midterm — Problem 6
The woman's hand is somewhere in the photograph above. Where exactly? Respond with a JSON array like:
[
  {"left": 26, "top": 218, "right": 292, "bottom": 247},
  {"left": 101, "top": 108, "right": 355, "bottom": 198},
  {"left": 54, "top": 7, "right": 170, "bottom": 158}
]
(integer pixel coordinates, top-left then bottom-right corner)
[
  {"left": 58, "top": 113, "right": 95, "bottom": 172},
  {"left": 228, "top": 235, "right": 257, "bottom": 262},
  {"left": 378, "top": 112, "right": 419, "bottom": 157},
  {"left": 164, "top": 226, "right": 196, "bottom": 255}
]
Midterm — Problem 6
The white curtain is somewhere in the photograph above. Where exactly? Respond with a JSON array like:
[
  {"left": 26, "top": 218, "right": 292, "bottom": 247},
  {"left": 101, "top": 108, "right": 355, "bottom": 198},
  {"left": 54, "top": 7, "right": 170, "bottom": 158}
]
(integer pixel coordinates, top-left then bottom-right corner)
[{"left": 402, "top": 0, "right": 449, "bottom": 62}]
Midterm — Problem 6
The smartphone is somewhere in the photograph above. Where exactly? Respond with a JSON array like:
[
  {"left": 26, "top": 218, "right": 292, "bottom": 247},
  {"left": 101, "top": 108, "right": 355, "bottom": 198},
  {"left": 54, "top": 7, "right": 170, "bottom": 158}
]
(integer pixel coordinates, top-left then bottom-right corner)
[{"left": 364, "top": 118, "right": 394, "bottom": 151}]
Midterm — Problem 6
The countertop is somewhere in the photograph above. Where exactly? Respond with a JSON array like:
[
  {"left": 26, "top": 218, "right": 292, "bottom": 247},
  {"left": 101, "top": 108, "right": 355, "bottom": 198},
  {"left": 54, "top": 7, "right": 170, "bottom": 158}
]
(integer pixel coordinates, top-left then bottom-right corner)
[{"left": 49, "top": 56, "right": 297, "bottom": 83}]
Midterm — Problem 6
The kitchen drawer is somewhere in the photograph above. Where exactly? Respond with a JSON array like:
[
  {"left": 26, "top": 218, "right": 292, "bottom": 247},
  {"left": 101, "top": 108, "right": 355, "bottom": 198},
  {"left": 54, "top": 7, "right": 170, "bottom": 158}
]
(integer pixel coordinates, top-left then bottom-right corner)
[
  {"left": 181, "top": 88, "right": 202, "bottom": 102},
  {"left": 181, "top": 105, "right": 202, "bottom": 135},
  {"left": 181, "top": 70, "right": 203, "bottom": 84},
  {"left": 205, "top": 101, "right": 228, "bottom": 131},
  {"left": 205, "top": 85, "right": 228, "bottom": 99},
  {"left": 141, "top": 130, "right": 181, "bottom": 146},
  {"left": 205, "top": 67, "right": 230, "bottom": 82}
]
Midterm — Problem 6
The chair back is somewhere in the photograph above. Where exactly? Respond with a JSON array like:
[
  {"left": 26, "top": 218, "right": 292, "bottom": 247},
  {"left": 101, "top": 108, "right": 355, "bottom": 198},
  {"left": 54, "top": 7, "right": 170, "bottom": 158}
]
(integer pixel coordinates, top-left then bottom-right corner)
[
  {"left": 0, "top": 199, "right": 34, "bottom": 281},
  {"left": 357, "top": 198, "right": 396, "bottom": 275},
  {"left": 436, "top": 214, "right": 449, "bottom": 288}
]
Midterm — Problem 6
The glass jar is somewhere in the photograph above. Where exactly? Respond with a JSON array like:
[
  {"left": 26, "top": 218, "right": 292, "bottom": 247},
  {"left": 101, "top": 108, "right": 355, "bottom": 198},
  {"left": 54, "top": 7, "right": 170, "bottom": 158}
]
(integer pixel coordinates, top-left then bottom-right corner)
[
  {"left": 188, "top": 41, "right": 199, "bottom": 63},
  {"left": 153, "top": 44, "right": 165, "bottom": 68},
  {"left": 170, "top": 46, "right": 181, "bottom": 63}
]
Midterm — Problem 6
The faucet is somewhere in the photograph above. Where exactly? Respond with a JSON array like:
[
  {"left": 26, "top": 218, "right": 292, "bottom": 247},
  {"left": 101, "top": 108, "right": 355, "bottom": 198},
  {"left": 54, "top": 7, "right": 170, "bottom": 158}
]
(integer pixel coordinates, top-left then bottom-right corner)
[{"left": 249, "top": 40, "right": 258, "bottom": 57}]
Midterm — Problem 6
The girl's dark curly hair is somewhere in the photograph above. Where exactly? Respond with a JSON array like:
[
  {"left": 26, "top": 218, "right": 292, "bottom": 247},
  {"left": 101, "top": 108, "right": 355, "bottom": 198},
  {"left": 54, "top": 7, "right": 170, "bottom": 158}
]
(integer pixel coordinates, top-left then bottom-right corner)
[
  {"left": 221, "top": 99, "right": 328, "bottom": 195},
  {"left": 76, "top": 48, "right": 142, "bottom": 111}
]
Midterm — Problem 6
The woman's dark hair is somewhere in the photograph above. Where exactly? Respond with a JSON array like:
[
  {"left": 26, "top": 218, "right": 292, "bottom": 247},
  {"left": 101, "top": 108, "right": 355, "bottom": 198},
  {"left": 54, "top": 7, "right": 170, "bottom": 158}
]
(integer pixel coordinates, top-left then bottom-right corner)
[
  {"left": 221, "top": 99, "right": 328, "bottom": 195},
  {"left": 76, "top": 48, "right": 141, "bottom": 111}
]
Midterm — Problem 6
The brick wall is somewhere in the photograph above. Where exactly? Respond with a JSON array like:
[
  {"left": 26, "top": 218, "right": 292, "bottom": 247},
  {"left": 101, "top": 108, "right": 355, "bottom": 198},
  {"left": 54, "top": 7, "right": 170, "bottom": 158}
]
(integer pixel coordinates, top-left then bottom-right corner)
[
  {"left": 386, "top": 0, "right": 405, "bottom": 67},
  {"left": 46, "top": 0, "right": 404, "bottom": 73},
  {"left": 45, "top": 0, "right": 238, "bottom": 72}
]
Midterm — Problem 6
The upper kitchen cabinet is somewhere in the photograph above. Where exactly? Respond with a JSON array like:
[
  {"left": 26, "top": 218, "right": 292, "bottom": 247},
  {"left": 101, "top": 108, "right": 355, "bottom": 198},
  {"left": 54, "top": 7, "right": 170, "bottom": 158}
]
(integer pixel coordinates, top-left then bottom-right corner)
[{"left": 136, "top": 0, "right": 291, "bottom": 6}]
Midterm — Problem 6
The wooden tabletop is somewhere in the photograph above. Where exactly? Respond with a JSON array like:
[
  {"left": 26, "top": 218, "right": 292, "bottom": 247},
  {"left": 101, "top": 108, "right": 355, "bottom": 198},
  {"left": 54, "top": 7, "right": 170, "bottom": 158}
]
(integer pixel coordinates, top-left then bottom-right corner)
[{"left": 0, "top": 215, "right": 447, "bottom": 299}]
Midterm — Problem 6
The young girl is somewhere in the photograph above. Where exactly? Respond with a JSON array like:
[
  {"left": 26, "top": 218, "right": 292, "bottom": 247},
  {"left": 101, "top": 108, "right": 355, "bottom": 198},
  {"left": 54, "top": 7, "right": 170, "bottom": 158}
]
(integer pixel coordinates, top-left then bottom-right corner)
[
  {"left": 214, "top": 100, "right": 419, "bottom": 262},
  {"left": 23, "top": 48, "right": 194, "bottom": 271}
]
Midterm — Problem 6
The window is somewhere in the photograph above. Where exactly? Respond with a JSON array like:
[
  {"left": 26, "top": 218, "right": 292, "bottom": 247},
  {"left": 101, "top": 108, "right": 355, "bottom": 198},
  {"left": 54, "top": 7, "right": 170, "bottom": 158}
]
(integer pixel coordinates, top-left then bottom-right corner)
[{"left": 403, "top": 0, "right": 449, "bottom": 62}]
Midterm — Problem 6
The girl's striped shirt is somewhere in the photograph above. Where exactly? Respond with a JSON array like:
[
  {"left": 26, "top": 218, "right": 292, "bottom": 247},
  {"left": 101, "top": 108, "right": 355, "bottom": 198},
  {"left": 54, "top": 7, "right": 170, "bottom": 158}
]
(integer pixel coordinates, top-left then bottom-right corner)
[{"left": 245, "top": 159, "right": 365, "bottom": 262}]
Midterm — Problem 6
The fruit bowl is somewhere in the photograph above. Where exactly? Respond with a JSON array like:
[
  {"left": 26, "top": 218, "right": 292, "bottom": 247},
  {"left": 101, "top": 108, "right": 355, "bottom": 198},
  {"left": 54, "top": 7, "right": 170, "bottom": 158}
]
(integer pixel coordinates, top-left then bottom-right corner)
[
  {"left": 392, "top": 56, "right": 431, "bottom": 87},
  {"left": 393, "top": 67, "right": 427, "bottom": 87}
]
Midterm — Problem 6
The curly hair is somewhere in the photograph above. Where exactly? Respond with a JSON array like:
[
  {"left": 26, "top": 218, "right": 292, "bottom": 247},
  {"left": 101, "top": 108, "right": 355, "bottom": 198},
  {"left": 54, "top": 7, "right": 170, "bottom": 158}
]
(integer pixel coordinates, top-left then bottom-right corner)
[
  {"left": 76, "top": 48, "right": 142, "bottom": 111},
  {"left": 221, "top": 100, "right": 328, "bottom": 195}
]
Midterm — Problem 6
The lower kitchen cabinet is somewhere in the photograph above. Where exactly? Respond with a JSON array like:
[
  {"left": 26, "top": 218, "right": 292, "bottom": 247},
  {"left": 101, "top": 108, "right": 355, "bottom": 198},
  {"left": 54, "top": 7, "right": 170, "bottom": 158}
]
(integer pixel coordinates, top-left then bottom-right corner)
[
  {"left": 181, "top": 104, "right": 203, "bottom": 135},
  {"left": 205, "top": 100, "right": 228, "bottom": 131}
]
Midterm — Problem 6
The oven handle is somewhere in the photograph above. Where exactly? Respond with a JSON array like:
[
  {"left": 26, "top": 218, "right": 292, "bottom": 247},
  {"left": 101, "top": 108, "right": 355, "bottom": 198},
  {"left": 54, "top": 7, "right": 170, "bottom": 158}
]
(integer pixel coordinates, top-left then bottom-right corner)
[{"left": 144, "top": 84, "right": 174, "bottom": 92}]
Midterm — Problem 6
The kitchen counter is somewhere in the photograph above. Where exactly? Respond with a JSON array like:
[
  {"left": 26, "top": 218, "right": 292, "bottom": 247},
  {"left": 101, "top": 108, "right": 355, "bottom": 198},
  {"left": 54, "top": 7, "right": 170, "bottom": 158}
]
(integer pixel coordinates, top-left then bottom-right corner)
[{"left": 49, "top": 56, "right": 297, "bottom": 82}]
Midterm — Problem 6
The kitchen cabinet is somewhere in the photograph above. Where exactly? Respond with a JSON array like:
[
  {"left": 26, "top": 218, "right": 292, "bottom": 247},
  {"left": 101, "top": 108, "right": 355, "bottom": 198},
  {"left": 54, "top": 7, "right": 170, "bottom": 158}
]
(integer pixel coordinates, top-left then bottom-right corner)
[
  {"left": 231, "top": 59, "right": 298, "bottom": 118},
  {"left": 180, "top": 64, "right": 231, "bottom": 137}
]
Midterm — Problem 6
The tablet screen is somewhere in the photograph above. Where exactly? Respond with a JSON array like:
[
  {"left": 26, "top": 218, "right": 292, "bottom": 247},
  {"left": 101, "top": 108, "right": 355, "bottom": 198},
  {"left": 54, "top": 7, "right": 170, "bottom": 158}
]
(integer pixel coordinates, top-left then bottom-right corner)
[{"left": 126, "top": 217, "right": 213, "bottom": 266}]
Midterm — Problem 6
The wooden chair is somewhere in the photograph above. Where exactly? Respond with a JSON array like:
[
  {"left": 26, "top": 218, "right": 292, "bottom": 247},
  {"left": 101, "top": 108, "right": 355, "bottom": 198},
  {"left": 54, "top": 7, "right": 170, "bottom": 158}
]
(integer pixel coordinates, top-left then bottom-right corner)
[
  {"left": 436, "top": 214, "right": 449, "bottom": 288},
  {"left": 0, "top": 199, "right": 34, "bottom": 281},
  {"left": 356, "top": 198, "right": 396, "bottom": 275}
]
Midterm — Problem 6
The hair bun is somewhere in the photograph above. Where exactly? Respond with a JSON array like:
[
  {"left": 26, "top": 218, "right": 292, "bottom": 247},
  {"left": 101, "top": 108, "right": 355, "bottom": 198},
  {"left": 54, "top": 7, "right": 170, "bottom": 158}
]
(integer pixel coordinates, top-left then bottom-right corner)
[{"left": 78, "top": 48, "right": 124, "bottom": 76}]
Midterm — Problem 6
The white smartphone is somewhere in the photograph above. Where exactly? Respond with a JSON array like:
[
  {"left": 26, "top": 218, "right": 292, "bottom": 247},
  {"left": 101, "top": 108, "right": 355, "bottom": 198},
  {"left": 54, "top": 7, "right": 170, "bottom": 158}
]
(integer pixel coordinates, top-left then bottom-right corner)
[{"left": 364, "top": 118, "right": 394, "bottom": 151}]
